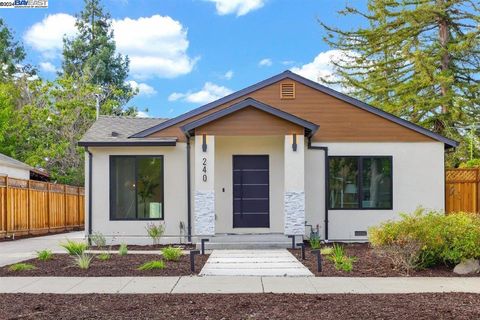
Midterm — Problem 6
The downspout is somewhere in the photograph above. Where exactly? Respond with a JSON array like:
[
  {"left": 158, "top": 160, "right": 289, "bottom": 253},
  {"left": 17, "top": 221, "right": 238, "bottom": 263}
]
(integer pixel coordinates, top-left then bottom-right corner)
[
  {"left": 186, "top": 133, "right": 192, "bottom": 242},
  {"left": 85, "top": 147, "right": 93, "bottom": 244},
  {"left": 307, "top": 137, "right": 329, "bottom": 241}
]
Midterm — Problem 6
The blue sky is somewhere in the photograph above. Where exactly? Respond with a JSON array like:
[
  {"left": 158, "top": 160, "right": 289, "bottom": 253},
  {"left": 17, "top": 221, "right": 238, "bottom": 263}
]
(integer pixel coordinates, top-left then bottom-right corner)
[{"left": 2, "top": 0, "right": 366, "bottom": 118}]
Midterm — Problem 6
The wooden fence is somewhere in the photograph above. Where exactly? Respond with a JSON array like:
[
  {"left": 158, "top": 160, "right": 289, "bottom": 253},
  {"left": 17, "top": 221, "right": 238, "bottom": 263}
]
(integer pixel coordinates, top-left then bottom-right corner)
[
  {"left": 0, "top": 176, "right": 84, "bottom": 239},
  {"left": 445, "top": 168, "right": 480, "bottom": 214}
]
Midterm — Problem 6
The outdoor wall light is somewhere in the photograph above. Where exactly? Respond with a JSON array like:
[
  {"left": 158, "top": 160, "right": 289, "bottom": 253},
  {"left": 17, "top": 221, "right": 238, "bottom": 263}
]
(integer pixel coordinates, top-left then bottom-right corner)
[{"left": 292, "top": 133, "right": 297, "bottom": 151}]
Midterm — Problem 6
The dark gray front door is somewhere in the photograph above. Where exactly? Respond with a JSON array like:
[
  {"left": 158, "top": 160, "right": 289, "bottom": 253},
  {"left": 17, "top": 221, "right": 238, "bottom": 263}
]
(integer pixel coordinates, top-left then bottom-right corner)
[{"left": 233, "top": 155, "right": 269, "bottom": 228}]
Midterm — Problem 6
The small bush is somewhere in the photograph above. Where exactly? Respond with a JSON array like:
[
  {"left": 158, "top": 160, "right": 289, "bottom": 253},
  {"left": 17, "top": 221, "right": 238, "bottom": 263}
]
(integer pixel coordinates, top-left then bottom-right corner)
[
  {"left": 36, "top": 249, "right": 53, "bottom": 261},
  {"left": 97, "top": 252, "right": 111, "bottom": 261},
  {"left": 118, "top": 243, "right": 128, "bottom": 256},
  {"left": 369, "top": 208, "right": 480, "bottom": 272},
  {"left": 90, "top": 232, "right": 107, "bottom": 248},
  {"left": 137, "top": 260, "right": 166, "bottom": 271},
  {"left": 309, "top": 236, "right": 321, "bottom": 249},
  {"left": 74, "top": 253, "right": 93, "bottom": 269},
  {"left": 327, "top": 244, "right": 355, "bottom": 272},
  {"left": 61, "top": 240, "right": 88, "bottom": 256},
  {"left": 145, "top": 223, "right": 165, "bottom": 245},
  {"left": 8, "top": 263, "right": 36, "bottom": 272},
  {"left": 161, "top": 246, "right": 182, "bottom": 261}
]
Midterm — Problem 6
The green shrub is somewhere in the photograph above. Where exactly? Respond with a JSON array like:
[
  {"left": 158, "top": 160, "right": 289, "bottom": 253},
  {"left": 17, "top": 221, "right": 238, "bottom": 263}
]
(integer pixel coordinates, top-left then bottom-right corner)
[
  {"left": 326, "top": 244, "right": 355, "bottom": 272},
  {"left": 161, "top": 246, "right": 182, "bottom": 261},
  {"left": 137, "top": 260, "right": 166, "bottom": 271},
  {"left": 60, "top": 240, "right": 88, "bottom": 256},
  {"left": 90, "top": 231, "right": 107, "bottom": 248},
  {"left": 309, "top": 236, "right": 321, "bottom": 249},
  {"left": 118, "top": 243, "right": 128, "bottom": 256},
  {"left": 74, "top": 253, "right": 93, "bottom": 269},
  {"left": 320, "top": 247, "right": 333, "bottom": 255},
  {"left": 8, "top": 263, "right": 36, "bottom": 272},
  {"left": 459, "top": 159, "right": 480, "bottom": 168},
  {"left": 97, "top": 252, "right": 111, "bottom": 261},
  {"left": 36, "top": 249, "right": 53, "bottom": 261},
  {"left": 369, "top": 208, "right": 480, "bottom": 272},
  {"left": 145, "top": 223, "right": 165, "bottom": 245}
]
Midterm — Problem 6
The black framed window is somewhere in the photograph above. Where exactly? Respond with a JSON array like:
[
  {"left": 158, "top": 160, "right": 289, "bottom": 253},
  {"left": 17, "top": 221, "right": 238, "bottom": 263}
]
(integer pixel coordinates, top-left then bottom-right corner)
[
  {"left": 110, "top": 156, "right": 164, "bottom": 220},
  {"left": 329, "top": 156, "right": 392, "bottom": 210}
]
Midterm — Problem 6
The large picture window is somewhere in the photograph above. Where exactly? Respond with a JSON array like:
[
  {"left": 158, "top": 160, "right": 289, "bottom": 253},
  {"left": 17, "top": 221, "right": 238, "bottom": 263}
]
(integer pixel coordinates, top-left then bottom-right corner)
[
  {"left": 110, "top": 156, "right": 164, "bottom": 220},
  {"left": 329, "top": 156, "right": 392, "bottom": 210}
]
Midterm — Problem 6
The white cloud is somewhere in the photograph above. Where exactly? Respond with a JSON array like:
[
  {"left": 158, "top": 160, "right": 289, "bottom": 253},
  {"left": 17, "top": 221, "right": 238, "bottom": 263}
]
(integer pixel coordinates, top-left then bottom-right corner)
[
  {"left": 24, "top": 13, "right": 77, "bottom": 58},
  {"left": 205, "top": 0, "right": 265, "bottom": 16},
  {"left": 25, "top": 14, "right": 197, "bottom": 79},
  {"left": 112, "top": 15, "right": 198, "bottom": 79},
  {"left": 258, "top": 58, "right": 272, "bottom": 67},
  {"left": 290, "top": 50, "right": 354, "bottom": 86},
  {"left": 168, "top": 82, "right": 233, "bottom": 104},
  {"left": 39, "top": 61, "right": 58, "bottom": 73},
  {"left": 223, "top": 70, "right": 234, "bottom": 80},
  {"left": 136, "top": 110, "right": 151, "bottom": 118},
  {"left": 127, "top": 80, "right": 157, "bottom": 96}
]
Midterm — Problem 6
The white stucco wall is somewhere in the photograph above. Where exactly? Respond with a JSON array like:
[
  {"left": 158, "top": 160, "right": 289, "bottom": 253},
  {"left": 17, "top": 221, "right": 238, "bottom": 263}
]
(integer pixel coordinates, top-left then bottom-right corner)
[
  {"left": 0, "top": 165, "right": 30, "bottom": 180},
  {"left": 85, "top": 145, "right": 188, "bottom": 244},
  {"left": 306, "top": 142, "right": 445, "bottom": 241},
  {"left": 214, "top": 136, "right": 285, "bottom": 234},
  {"left": 284, "top": 135, "right": 305, "bottom": 235}
]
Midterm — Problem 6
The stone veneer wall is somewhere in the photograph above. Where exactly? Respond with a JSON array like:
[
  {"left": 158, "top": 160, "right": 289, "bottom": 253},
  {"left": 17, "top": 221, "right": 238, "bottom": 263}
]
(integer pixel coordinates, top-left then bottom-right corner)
[
  {"left": 284, "top": 191, "right": 305, "bottom": 235},
  {"left": 194, "top": 190, "right": 215, "bottom": 235}
]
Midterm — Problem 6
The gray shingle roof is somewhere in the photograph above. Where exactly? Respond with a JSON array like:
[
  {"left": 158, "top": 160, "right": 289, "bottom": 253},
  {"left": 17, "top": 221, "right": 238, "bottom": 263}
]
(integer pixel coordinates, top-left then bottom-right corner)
[
  {"left": 79, "top": 116, "right": 176, "bottom": 146},
  {"left": 0, "top": 153, "right": 33, "bottom": 170}
]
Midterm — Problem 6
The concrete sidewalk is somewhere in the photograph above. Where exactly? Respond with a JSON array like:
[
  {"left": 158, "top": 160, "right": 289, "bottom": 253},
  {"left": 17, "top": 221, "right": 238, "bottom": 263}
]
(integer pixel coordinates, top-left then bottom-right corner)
[
  {"left": 0, "top": 231, "right": 85, "bottom": 266},
  {"left": 1, "top": 276, "right": 480, "bottom": 294}
]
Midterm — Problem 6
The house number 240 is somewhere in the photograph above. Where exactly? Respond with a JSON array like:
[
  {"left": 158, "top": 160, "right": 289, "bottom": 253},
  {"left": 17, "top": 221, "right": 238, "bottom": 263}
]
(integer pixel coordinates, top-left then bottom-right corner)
[{"left": 202, "top": 157, "right": 207, "bottom": 182}]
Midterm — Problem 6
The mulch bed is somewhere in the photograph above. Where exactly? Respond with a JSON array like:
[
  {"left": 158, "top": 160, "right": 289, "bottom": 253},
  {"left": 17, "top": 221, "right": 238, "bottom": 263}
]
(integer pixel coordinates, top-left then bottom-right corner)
[
  {"left": 289, "top": 243, "right": 480, "bottom": 277},
  {"left": 1, "top": 293, "right": 479, "bottom": 319},
  {"left": 90, "top": 243, "right": 195, "bottom": 251},
  {"left": 0, "top": 253, "right": 209, "bottom": 277}
]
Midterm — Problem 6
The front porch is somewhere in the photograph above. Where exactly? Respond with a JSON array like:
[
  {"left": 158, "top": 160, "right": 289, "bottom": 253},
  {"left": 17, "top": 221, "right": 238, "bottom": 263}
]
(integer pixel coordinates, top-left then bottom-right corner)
[{"left": 185, "top": 99, "right": 319, "bottom": 240}]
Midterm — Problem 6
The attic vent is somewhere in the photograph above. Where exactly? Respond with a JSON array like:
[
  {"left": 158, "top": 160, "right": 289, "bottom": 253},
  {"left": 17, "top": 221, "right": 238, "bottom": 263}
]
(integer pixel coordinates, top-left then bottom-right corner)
[
  {"left": 111, "top": 131, "right": 119, "bottom": 137},
  {"left": 280, "top": 82, "right": 295, "bottom": 99}
]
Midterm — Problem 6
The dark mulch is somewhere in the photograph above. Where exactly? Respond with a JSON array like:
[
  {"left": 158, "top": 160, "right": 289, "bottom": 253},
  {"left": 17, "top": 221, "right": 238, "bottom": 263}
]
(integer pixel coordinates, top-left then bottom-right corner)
[
  {"left": 1, "top": 293, "right": 479, "bottom": 319},
  {"left": 0, "top": 253, "right": 209, "bottom": 277},
  {"left": 0, "top": 229, "right": 83, "bottom": 242},
  {"left": 90, "top": 243, "right": 195, "bottom": 251},
  {"left": 289, "top": 243, "right": 480, "bottom": 277}
]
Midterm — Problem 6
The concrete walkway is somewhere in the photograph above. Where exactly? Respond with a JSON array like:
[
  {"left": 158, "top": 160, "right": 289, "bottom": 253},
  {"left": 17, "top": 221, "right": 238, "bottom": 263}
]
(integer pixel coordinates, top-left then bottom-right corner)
[
  {"left": 1, "top": 276, "right": 480, "bottom": 294},
  {"left": 0, "top": 231, "right": 85, "bottom": 267},
  {"left": 200, "top": 249, "right": 313, "bottom": 277}
]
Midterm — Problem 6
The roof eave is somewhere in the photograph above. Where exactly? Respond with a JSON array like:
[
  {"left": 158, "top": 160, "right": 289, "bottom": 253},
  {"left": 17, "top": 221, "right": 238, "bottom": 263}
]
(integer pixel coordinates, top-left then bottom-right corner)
[{"left": 78, "top": 141, "right": 177, "bottom": 147}]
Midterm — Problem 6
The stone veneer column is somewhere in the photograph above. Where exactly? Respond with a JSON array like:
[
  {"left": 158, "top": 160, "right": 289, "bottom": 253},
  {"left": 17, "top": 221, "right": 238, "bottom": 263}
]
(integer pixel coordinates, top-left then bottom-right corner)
[
  {"left": 284, "top": 134, "right": 305, "bottom": 235},
  {"left": 194, "top": 135, "right": 215, "bottom": 236}
]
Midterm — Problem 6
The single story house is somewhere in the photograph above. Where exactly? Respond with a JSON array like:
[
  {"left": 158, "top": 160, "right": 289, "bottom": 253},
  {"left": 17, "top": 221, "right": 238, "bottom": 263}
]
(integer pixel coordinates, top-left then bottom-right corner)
[
  {"left": 0, "top": 153, "right": 49, "bottom": 181},
  {"left": 79, "top": 71, "right": 458, "bottom": 245}
]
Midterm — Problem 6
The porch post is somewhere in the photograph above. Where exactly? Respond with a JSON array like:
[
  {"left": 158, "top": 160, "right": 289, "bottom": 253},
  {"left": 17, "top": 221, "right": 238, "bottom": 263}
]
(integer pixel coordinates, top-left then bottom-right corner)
[
  {"left": 284, "top": 134, "right": 305, "bottom": 235},
  {"left": 194, "top": 135, "right": 215, "bottom": 236}
]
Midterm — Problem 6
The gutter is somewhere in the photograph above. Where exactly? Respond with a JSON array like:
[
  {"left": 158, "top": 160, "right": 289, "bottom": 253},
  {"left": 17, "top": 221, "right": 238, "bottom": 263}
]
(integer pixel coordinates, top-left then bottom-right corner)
[
  {"left": 85, "top": 147, "right": 93, "bottom": 244},
  {"left": 307, "top": 138, "right": 329, "bottom": 241},
  {"left": 185, "top": 133, "right": 192, "bottom": 242}
]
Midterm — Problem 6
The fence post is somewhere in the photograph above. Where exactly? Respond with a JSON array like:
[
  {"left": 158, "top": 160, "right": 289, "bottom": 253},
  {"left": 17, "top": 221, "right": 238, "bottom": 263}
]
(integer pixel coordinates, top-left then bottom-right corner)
[
  {"left": 63, "top": 185, "right": 67, "bottom": 231},
  {"left": 3, "top": 176, "right": 8, "bottom": 238},
  {"left": 27, "top": 180, "right": 31, "bottom": 235},
  {"left": 46, "top": 183, "right": 50, "bottom": 233},
  {"left": 77, "top": 187, "right": 81, "bottom": 228}
]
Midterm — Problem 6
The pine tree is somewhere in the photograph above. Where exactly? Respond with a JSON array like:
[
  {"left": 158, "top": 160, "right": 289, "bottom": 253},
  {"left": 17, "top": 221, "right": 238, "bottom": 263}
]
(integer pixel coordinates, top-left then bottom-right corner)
[
  {"left": 321, "top": 0, "right": 480, "bottom": 162},
  {"left": 62, "top": 0, "right": 135, "bottom": 113}
]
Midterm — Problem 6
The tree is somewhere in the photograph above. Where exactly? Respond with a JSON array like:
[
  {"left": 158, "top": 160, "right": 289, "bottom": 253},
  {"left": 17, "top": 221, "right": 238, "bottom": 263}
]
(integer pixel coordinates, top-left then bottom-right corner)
[
  {"left": 321, "top": 0, "right": 480, "bottom": 164},
  {"left": 62, "top": 0, "right": 135, "bottom": 113},
  {"left": 0, "top": 18, "right": 33, "bottom": 80}
]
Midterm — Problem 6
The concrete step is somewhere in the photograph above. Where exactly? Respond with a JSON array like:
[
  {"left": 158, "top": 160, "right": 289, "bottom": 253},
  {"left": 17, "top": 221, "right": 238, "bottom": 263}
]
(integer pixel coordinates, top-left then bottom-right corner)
[{"left": 195, "top": 234, "right": 302, "bottom": 250}]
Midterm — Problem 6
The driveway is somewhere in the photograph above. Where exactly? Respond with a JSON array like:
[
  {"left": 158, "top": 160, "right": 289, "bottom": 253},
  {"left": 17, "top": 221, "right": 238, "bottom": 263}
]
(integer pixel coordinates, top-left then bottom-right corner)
[{"left": 0, "top": 231, "right": 85, "bottom": 266}]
